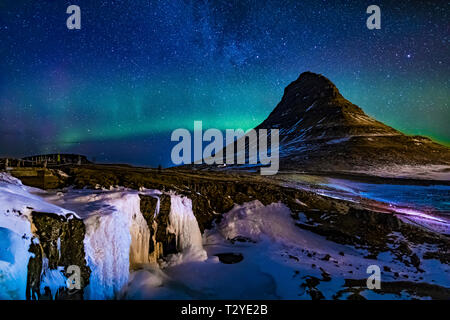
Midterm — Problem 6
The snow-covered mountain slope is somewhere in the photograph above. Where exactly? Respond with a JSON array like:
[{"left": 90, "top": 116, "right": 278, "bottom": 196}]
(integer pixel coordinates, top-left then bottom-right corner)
[{"left": 220, "top": 72, "right": 450, "bottom": 174}]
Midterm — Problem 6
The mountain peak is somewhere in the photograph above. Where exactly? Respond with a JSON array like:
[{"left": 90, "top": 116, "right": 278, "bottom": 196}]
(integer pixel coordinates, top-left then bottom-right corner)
[
  {"left": 257, "top": 71, "right": 359, "bottom": 130},
  {"left": 255, "top": 71, "right": 450, "bottom": 171},
  {"left": 289, "top": 71, "right": 342, "bottom": 100}
]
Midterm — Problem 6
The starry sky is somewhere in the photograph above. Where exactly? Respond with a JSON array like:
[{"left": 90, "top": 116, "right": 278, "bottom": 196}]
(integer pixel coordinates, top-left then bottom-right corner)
[{"left": 0, "top": 0, "right": 449, "bottom": 167}]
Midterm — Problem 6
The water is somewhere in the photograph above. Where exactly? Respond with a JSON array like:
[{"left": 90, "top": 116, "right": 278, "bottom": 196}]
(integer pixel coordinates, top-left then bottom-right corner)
[
  {"left": 324, "top": 178, "right": 450, "bottom": 215},
  {"left": 274, "top": 173, "right": 450, "bottom": 234}
]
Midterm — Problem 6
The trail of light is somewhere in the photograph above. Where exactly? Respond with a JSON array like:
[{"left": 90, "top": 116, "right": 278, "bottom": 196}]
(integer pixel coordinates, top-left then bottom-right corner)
[{"left": 392, "top": 207, "right": 447, "bottom": 223}]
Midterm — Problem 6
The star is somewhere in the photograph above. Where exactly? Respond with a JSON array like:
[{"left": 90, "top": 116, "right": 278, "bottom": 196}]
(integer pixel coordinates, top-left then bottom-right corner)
[{"left": 0, "top": 1, "right": 448, "bottom": 165}]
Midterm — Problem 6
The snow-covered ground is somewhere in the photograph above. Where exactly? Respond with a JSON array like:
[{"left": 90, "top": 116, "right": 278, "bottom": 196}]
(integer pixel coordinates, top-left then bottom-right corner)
[
  {"left": 0, "top": 173, "right": 208, "bottom": 300},
  {"left": 1, "top": 173, "right": 449, "bottom": 300},
  {"left": 121, "top": 201, "right": 450, "bottom": 300},
  {"left": 0, "top": 173, "right": 74, "bottom": 299}
]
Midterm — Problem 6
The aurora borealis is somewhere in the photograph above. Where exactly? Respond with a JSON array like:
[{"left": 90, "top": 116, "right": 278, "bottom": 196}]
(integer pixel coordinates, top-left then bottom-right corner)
[{"left": 0, "top": 0, "right": 448, "bottom": 167}]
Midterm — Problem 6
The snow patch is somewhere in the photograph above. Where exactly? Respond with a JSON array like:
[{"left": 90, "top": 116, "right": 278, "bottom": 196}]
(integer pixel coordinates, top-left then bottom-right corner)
[
  {"left": 0, "top": 173, "right": 74, "bottom": 299},
  {"left": 326, "top": 137, "right": 350, "bottom": 144}
]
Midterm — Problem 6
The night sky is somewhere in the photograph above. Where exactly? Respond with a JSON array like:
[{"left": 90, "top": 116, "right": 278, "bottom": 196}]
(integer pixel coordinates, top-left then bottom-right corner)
[{"left": 0, "top": 0, "right": 448, "bottom": 167}]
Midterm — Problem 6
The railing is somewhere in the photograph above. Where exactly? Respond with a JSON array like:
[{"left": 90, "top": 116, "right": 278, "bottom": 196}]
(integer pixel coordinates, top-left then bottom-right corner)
[{"left": 1, "top": 157, "right": 84, "bottom": 168}]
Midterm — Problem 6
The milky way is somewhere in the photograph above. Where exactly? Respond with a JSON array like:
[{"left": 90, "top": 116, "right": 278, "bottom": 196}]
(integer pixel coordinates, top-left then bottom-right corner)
[{"left": 0, "top": 0, "right": 448, "bottom": 166}]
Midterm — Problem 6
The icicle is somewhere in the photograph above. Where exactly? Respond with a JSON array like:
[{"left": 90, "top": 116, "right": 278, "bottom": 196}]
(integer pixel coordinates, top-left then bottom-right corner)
[
  {"left": 154, "top": 196, "right": 160, "bottom": 218},
  {"left": 164, "top": 194, "right": 207, "bottom": 265},
  {"left": 39, "top": 257, "right": 67, "bottom": 300},
  {"left": 83, "top": 192, "right": 150, "bottom": 299}
]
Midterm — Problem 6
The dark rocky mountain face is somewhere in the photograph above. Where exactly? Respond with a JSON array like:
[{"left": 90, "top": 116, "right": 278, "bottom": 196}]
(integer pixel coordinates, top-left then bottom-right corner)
[{"left": 256, "top": 72, "right": 450, "bottom": 171}]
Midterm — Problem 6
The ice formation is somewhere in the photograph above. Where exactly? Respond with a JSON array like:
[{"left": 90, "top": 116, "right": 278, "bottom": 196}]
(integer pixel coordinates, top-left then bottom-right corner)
[
  {"left": 0, "top": 173, "right": 73, "bottom": 299},
  {"left": 39, "top": 258, "right": 67, "bottom": 299},
  {"left": 54, "top": 190, "right": 151, "bottom": 299},
  {"left": 164, "top": 194, "right": 207, "bottom": 265},
  {"left": 0, "top": 173, "right": 155, "bottom": 300}
]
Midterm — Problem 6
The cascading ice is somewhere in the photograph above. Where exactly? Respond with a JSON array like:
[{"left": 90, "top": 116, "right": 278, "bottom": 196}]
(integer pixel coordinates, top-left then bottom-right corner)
[{"left": 163, "top": 194, "right": 207, "bottom": 266}]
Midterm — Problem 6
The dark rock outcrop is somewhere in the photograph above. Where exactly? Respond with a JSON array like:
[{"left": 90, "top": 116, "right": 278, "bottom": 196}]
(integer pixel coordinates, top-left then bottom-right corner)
[
  {"left": 215, "top": 253, "right": 244, "bottom": 264},
  {"left": 26, "top": 212, "right": 90, "bottom": 300},
  {"left": 334, "top": 279, "right": 450, "bottom": 300},
  {"left": 139, "top": 194, "right": 177, "bottom": 259}
]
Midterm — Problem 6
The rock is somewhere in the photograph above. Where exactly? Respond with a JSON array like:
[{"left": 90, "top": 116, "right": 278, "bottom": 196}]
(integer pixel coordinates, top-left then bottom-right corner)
[
  {"left": 27, "top": 212, "right": 90, "bottom": 300},
  {"left": 139, "top": 194, "right": 177, "bottom": 258},
  {"left": 288, "top": 255, "right": 299, "bottom": 261},
  {"left": 215, "top": 253, "right": 244, "bottom": 264},
  {"left": 300, "top": 276, "right": 325, "bottom": 300},
  {"left": 229, "top": 236, "right": 255, "bottom": 244},
  {"left": 321, "top": 254, "right": 331, "bottom": 261},
  {"left": 347, "top": 293, "right": 367, "bottom": 300}
]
